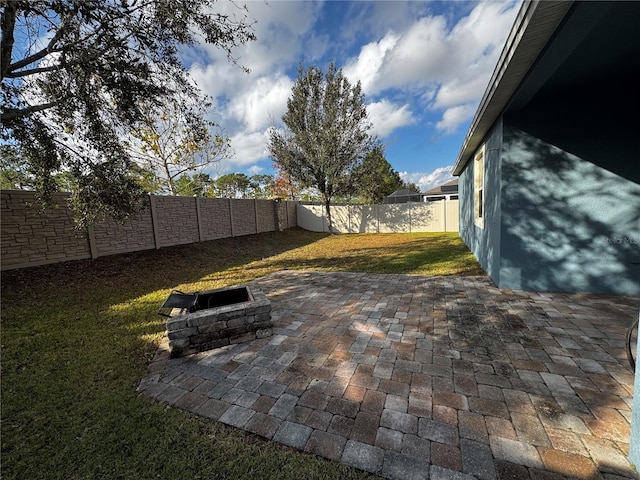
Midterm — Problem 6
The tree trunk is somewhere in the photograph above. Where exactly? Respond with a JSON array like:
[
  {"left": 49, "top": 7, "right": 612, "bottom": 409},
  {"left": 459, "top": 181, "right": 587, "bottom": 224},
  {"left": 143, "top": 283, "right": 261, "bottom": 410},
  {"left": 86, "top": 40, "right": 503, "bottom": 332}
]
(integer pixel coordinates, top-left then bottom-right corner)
[
  {"left": 324, "top": 197, "right": 333, "bottom": 234},
  {"left": 163, "top": 160, "right": 176, "bottom": 195},
  {"left": 1, "top": 3, "right": 17, "bottom": 81}
]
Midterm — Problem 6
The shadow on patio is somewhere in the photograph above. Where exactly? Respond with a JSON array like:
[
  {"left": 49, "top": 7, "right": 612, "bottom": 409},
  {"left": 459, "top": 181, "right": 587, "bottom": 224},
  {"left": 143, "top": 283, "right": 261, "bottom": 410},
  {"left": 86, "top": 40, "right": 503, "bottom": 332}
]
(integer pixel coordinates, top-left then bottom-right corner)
[{"left": 139, "top": 271, "right": 639, "bottom": 480}]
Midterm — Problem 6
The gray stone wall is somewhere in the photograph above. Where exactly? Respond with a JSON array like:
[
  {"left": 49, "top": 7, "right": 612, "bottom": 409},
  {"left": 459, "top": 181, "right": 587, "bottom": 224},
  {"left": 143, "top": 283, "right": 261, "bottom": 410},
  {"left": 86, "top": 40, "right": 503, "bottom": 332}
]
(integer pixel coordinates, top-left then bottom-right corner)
[
  {"left": 1, "top": 190, "right": 298, "bottom": 271},
  {"left": 0, "top": 191, "right": 91, "bottom": 269},
  {"left": 166, "top": 286, "right": 272, "bottom": 357},
  {"left": 91, "top": 202, "right": 156, "bottom": 256},
  {"left": 198, "top": 198, "right": 233, "bottom": 240}
]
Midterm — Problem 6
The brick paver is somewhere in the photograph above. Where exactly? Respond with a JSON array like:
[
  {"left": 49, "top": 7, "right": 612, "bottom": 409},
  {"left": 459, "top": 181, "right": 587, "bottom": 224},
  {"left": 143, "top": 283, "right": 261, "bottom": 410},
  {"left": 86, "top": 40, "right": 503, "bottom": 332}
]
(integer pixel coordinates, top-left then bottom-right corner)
[{"left": 139, "top": 271, "right": 639, "bottom": 480}]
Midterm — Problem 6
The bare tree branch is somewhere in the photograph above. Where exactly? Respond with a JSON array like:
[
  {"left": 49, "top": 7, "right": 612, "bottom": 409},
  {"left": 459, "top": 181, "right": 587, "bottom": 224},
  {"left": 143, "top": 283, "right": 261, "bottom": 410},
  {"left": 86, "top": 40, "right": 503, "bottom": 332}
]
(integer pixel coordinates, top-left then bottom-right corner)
[
  {"left": 2, "top": 0, "right": 255, "bottom": 225},
  {"left": 5, "top": 27, "right": 64, "bottom": 76},
  {"left": 4, "top": 65, "right": 62, "bottom": 78},
  {"left": 1, "top": 102, "right": 62, "bottom": 122}
]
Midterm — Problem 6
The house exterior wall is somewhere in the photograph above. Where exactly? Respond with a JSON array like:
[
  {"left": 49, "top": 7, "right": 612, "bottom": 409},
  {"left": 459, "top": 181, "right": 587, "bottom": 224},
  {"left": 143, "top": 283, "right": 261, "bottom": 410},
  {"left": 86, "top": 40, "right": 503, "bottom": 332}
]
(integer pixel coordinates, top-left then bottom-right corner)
[
  {"left": 499, "top": 122, "right": 640, "bottom": 295},
  {"left": 458, "top": 118, "right": 503, "bottom": 285},
  {"left": 631, "top": 320, "right": 640, "bottom": 467},
  {"left": 458, "top": 116, "right": 640, "bottom": 296}
]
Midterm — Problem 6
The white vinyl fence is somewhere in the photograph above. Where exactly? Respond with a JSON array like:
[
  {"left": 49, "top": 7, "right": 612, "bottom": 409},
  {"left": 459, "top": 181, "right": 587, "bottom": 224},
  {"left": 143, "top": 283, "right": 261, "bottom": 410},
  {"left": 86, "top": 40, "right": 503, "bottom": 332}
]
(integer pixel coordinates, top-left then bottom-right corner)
[{"left": 297, "top": 200, "right": 458, "bottom": 233}]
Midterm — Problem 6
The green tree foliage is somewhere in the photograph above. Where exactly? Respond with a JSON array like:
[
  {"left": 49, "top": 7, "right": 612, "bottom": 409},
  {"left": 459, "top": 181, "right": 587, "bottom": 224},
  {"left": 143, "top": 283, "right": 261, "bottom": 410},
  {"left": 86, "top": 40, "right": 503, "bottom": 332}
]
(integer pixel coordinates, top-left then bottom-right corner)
[
  {"left": 271, "top": 163, "right": 302, "bottom": 200},
  {"left": 404, "top": 182, "right": 422, "bottom": 194},
  {"left": 212, "top": 173, "right": 252, "bottom": 198},
  {"left": 210, "top": 173, "right": 275, "bottom": 199},
  {"left": 247, "top": 174, "right": 274, "bottom": 199},
  {"left": 0, "top": 1, "right": 255, "bottom": 227},
  {"left": 1, "top": 144, "right": 77, "bottom": 192},
  {"left": 268, "top": 62, "right": 375, "bottom": 233},
  {"left": 173, "top": 173, "right": 213, "bottom": 196},
  {"left": 127, "top": 96, "right": 229, "bottom": 196},
  {"left": 0, "top": 145, "right": 32, "bottom": 190},
  {"left": 354, "top": 145, "right": 403, "bottom": 204}
]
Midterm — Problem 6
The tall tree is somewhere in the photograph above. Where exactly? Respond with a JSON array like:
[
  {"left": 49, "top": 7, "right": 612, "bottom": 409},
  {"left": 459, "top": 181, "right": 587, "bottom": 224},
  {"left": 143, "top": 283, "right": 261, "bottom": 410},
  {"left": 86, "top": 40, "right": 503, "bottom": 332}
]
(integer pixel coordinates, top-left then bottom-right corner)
[
  {"left": 268, "top": 62, "right": 374, "bottom": 233},
  {"left": 247, "top": 174, "right": 274, "bottom": 199},
  {"left": 1, "top": 1, "right": 255, "bottom": 227},
  {"left": 0, "top": 145, "right": 32, "bottom": 190},
  {"left": 403, "top": 182, "right": 421, "bottom": 194},
  {"left": 127, "top": 96, "right": 229, "bottom": 196},
  {"left": 354, "top": 145, "right": 404, "bottom": 204},
  {"left": 173, "top": 172, "right": 213, "bottom": 196},
  {"left": 212, "top": 172, "right": 251, "bottom": 198},
  {"left": 271, "top": 163, "right": 302, "bottom": 200}
]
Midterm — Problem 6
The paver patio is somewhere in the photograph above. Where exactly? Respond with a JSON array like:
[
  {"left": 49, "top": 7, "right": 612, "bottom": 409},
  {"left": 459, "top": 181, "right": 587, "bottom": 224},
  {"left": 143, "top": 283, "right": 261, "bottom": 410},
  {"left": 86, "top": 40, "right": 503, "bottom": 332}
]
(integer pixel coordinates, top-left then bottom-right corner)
[{"left": 138, "top": 271, "right": 640, "bottom": 480}]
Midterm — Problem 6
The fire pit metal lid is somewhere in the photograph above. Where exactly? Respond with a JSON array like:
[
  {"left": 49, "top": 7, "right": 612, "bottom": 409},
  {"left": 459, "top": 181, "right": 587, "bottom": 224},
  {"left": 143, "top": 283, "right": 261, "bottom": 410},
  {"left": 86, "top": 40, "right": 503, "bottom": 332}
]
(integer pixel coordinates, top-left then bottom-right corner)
[{"left": 158, "top": 290, "right": 198, "bottom": 317}]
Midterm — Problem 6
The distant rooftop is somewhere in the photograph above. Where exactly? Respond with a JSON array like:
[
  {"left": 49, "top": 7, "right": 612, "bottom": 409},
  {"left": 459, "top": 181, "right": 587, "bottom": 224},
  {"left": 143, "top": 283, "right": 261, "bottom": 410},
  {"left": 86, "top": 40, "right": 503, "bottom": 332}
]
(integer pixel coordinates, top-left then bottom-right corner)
[
  {"left": 383, "top": 189, "right": 422, "bottom": 204},
  {"left": 423, "top": 179, "right": 458, "bottom": 197}
]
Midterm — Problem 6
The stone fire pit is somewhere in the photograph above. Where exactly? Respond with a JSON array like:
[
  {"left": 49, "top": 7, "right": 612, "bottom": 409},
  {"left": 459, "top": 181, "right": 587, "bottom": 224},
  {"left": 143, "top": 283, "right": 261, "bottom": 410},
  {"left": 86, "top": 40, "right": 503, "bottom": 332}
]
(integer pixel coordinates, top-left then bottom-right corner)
[{"left": 162, "top": 285, "right": 272, "bottom": 358}]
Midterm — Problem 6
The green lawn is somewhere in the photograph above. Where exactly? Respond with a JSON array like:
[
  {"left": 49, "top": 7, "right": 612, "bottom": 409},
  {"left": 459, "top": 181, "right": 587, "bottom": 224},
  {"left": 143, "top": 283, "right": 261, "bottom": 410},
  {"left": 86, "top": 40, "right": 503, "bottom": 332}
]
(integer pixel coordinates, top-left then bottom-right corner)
[{"left": 1, "top": 229, "right": 483, "bottom": 479}]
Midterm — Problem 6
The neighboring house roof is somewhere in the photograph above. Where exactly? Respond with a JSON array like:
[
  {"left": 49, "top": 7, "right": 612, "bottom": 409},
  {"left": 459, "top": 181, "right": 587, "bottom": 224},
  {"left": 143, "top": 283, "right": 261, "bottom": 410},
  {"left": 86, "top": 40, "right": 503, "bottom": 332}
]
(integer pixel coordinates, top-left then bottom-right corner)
[
  {"left": 383, "top": 189, "right": 422, "bottom": 204},
  {"left": 423, "top": 179, "right": 459, "bottom": 197},
  {"left": 386, "top": 189, "right": 419, "bottom": 198},
  {"left": 452, "top": 0, "right": 573, "bottom": 176}
]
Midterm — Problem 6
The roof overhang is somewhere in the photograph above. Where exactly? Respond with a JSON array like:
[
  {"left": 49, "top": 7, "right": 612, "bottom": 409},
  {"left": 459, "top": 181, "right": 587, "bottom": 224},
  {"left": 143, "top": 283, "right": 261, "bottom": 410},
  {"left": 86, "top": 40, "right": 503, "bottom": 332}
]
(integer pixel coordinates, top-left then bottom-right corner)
[{"left": 452, "top": 0, "right": 573, "bottom": 176}]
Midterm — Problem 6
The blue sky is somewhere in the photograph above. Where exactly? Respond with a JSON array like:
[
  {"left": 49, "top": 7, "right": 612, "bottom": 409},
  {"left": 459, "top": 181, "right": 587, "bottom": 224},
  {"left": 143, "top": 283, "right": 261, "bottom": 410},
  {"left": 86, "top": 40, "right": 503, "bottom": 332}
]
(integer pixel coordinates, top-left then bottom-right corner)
[{"left": 185, "top": 0, "right": 520, "bottom": 191}]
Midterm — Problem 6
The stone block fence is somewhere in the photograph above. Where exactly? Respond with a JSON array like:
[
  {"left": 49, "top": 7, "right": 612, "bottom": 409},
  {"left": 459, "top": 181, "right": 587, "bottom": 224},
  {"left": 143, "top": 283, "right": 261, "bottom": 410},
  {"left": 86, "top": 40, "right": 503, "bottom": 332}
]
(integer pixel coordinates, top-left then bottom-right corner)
[{"left": 0, "top": 190, "right": 297, "bottom": 271}]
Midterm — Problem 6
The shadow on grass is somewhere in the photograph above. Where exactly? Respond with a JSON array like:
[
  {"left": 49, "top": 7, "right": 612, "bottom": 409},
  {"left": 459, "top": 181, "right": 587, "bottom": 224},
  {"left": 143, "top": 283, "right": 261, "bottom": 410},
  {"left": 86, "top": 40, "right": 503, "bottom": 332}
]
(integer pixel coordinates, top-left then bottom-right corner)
[
  {"left": 0, "top": 229, "right": 481, "bottom": 480},
  {"left": 1, "top": 228, "right": 326, "bottom": 308},
  {"left": 2, "top": 229, "right": 375, "bottom": 480}
]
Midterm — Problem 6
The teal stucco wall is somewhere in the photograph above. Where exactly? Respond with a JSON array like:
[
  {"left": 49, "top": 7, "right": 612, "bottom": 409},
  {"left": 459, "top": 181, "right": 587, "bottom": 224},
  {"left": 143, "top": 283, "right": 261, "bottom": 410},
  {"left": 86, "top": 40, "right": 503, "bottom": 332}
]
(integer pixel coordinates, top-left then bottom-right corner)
[
  {"left": 631, "top": 316, "right": 640, "bottom": 468},
  {"left": 458, "top": 119, "right": 640, "bottom": 295},
  {"left": 499, "top": 123, "right": 640, "bottom": 295},
  {"left": 458, "top": 118, "right": 503, "bottom": 286}
]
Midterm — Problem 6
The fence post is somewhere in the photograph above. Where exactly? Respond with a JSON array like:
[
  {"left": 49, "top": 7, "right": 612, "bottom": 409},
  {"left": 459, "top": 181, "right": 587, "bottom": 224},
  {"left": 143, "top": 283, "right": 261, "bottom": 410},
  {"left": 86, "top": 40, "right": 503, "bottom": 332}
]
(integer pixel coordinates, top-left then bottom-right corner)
[
  {"left": 443, "top": 199, "right": 447, "bottom": 232},
  {"left": 254, "top": 199, "right": 259, "bottom": 234},
  {"left": 274, "top": 199, "right": 284, "bottom": 231},
  {"left": 228, "top": 198, "right": 235, "bottom": 237},
  {"left": 196, "top": 196, "right": 204, "bottom": 242},
  {"left": 285, "top": 201, "right": 289, "bottom": 229},
  {"left": 87, "top": 225, "right": 99, "bottom": 259},
  {"left": 407, "top": 202, "right": 413, "bottom": 233},
  {"left": 149, "top": 195, "right": 161, "bottom": 249}
]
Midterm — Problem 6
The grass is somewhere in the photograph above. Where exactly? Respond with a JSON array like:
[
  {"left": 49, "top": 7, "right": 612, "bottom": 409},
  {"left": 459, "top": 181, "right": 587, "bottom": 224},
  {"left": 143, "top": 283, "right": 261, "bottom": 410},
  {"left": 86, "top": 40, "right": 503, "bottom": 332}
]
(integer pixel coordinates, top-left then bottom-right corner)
[{"left": 1, "top": 229, "right": 483, "bottom": 479}]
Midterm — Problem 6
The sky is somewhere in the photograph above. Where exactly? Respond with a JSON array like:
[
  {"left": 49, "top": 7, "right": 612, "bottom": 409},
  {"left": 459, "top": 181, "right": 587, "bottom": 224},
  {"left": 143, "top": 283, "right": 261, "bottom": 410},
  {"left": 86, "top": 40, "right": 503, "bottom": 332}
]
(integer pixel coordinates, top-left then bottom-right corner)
[{"left": 183, "top": 0, "right": 521, "bottom": 192}]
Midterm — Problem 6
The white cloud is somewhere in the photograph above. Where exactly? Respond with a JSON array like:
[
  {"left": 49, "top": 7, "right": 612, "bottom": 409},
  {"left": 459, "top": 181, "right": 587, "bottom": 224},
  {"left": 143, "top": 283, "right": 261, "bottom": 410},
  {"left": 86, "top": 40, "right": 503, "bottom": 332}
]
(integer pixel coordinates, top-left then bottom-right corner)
[
  {"left": 247, "top": 165, "right": 264, "bottom": 175},
  {"left": 198, "top": 1, "right": 323, "bottom": 75},
  {"left": 432, "top": 76, "right": 489, "bottom": 109},
  {"left": 342, "top": 1, "right": 431, "bottom": 43},
  {"left": 229, "top": 130, "right": 270, "bottom": 166},
  {"left": 182, "top": 1, "right": 519, "bottom": 174},
  {"left": 375, "top": 15, "right": 451, "bottom": 92},
  {"left": 343, "top": 1, "right": 519, "bottom": 133},
  {"left": 185, "top": 2, "right": 324, "bottom": 172},
  {"left": 367, "top": 99, "right": 415, "bottom": 138},
  {"left": 401, "top": 165, "right": 456, "bottom": 192},
  {"left": 227, "top": 74, "right": 293, "bottom": 131},
  {"left": 343, "top": 33, "right": 399, "bottom": 93},
  {"left": 436, "top": 104, "right": 476, "bottom": 134},
  {"left": 189, "top": 62, "right": 240, "bottom": 105}
]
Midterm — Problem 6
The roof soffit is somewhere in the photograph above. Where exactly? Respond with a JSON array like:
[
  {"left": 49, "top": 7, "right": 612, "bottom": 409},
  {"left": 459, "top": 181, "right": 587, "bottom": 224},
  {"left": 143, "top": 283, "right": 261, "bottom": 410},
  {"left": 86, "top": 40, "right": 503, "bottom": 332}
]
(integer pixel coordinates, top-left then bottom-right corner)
[{"left": 452, "top": 0, "right": 573, "bottom": 176}]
